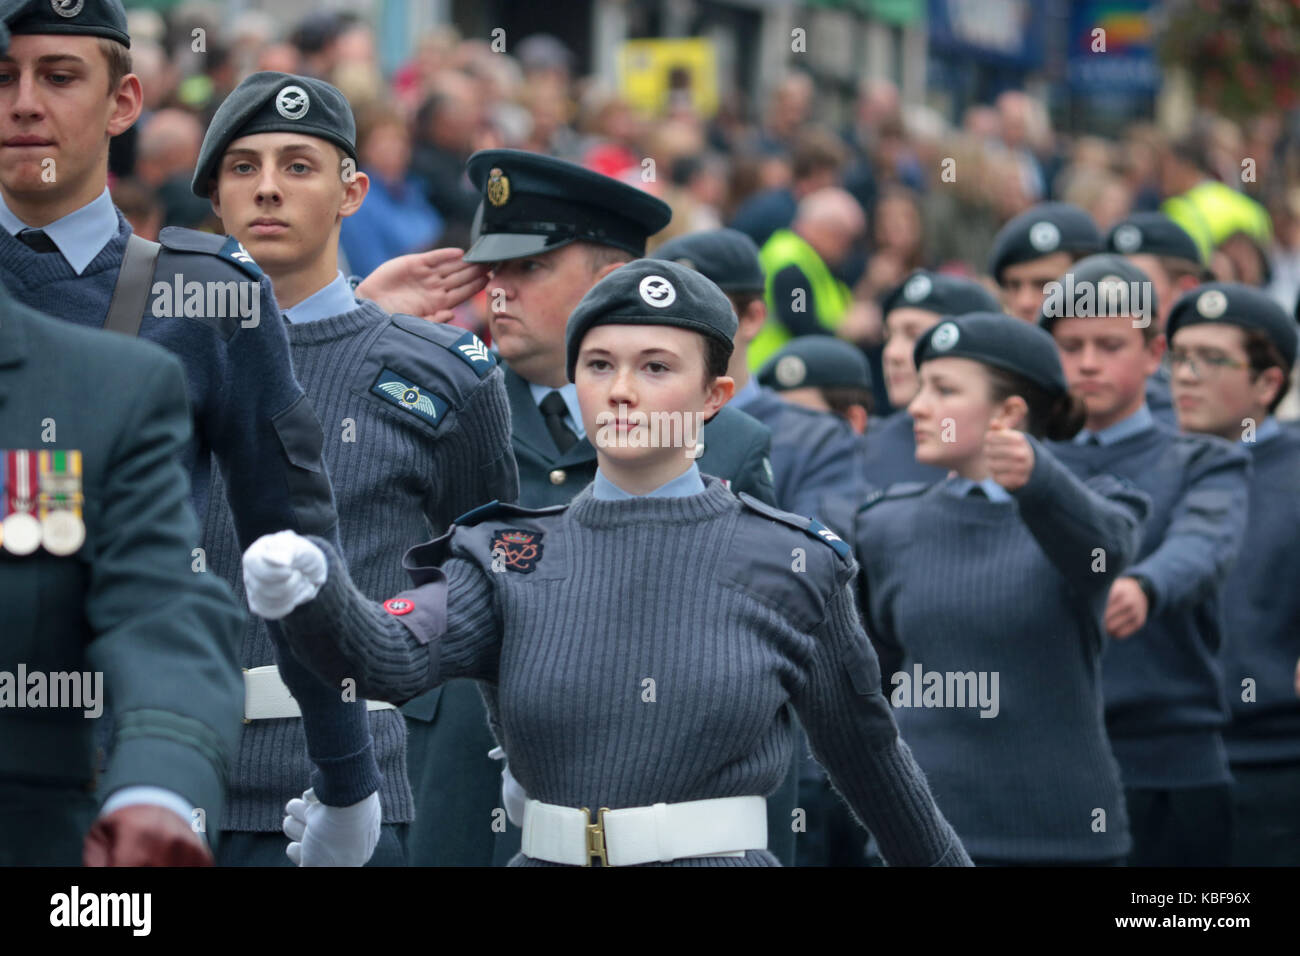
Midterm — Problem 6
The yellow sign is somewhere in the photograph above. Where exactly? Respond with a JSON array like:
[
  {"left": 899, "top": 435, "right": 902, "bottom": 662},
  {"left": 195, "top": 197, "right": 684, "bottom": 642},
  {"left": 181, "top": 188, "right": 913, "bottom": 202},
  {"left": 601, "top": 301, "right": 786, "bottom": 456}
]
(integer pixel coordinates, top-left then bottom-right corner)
[{"left": 618, "top": 38, "right": 718, "bottom": 118}]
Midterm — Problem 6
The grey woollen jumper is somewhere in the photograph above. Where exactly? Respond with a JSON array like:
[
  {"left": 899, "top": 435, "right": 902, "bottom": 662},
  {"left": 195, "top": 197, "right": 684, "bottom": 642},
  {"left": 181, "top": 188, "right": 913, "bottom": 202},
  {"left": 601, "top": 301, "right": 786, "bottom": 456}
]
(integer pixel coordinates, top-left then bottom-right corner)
[
  {"left": 201, "top": 301, "right": 518, "bottom": 830},
  {"left": 854, "top": 437, "right": 1149, "bottom": 862},
  {"left": 278, "top": 476, "right": 973, "bottom": 866}
]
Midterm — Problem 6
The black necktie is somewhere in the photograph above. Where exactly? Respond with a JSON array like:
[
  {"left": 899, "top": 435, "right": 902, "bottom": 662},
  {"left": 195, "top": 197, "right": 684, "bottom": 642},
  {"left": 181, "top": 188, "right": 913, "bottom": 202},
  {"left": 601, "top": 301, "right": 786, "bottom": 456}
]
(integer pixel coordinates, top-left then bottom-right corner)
[
  {"left": 539, "top": 390, "right": 577, "bottom": 454},
  {"left": 967, "top": 485, "right": 988, "bottom": 499},
  {"left": 1084, "top": 433, "right": 1102, "bottom": 446},
  {"left": 16, "top": 228, "right": 59, "bottom": 254}
]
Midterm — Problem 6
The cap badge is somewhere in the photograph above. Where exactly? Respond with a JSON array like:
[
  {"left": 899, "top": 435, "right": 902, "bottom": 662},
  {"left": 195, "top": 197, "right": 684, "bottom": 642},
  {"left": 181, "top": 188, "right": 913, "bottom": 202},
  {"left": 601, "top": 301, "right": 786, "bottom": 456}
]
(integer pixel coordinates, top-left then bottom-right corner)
[
  {"left": 903, "top": 274, "right": 932, "bottom": 303},
  {"left": 1197, "top": 289, "right": 1228, "bottom": 319},
  {"left": 931, "top": 322, "right": 960, "bottom": 352},
  {"left": 51, "top": 0, "right": 83, "bottom": 18},
  {"left": 774, "top": 355, "right": 807, "bottom": 388},
  {"left": 1029, "top": 221, "right": 1061, "bottom": 252},
  {"left": 276, "top": 86, "right": 310, "bottom": 121},
  {"left": 639, "top": 275, "right": 676, "bottom": 308},
  {"left": 1113, "top": 224, "right": 1142, "bottom": 253},
  {"left": 487, "top": 168, "right": 510, "bottom": 207}
]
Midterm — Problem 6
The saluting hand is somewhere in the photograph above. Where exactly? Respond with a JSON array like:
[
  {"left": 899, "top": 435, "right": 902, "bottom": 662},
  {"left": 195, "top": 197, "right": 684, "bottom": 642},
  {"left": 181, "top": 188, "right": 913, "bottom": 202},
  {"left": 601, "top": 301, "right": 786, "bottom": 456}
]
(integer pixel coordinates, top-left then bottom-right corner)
[
  {"left": 84, "top": 806, "right": 213, "bottom": 867},
  {"left": 243, "top": 531, "right": 326, "bottom": 620},
  {"left": 984, "top": 422, "right": 1035, "bottom": 492},
  {"left": 1104, "top": 577, "right": 1149, "bottom": 639},
  {"left": 354, "top": 248, "right": 489, "bottom": 324}
]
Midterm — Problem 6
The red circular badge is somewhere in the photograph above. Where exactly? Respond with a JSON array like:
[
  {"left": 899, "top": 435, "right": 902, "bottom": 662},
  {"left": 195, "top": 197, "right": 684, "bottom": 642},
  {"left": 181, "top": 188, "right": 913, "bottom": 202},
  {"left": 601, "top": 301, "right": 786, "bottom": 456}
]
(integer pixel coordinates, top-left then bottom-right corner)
[{"left": 383, "top": 598, "right": 414, "bottom": 616}]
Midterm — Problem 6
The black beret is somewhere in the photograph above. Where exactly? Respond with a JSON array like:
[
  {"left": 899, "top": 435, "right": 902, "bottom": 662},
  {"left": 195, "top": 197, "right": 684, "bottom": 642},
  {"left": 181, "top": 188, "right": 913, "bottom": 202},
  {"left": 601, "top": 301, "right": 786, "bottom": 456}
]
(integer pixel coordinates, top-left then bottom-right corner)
[
  {"left": 882, "top": 270, "right": 1000, "bottom": 319},
  {"left": 463, "top": 149, "right": 671, "bottom": 264},
  {"left": 1106, "top": 212, "right": 1204, "bottom": 265},
  {"left": 191, "top": 72, "right": 357, "bottom": 198},
  {"left": 757, "top": 336, "right": 873, "bottom": 392},
  {"left": 1036, "top": 254, "right": 1158, "bottom": 332},
  {"left": 652, "top": 229, "right": 764, "bottom": 294},
  {"left": 565, "top": 259, "right": 736, "bottom": 382},
  {"left": 1166, "top": 282, "right": 1297, "bottom": 368},
  {"left": 6, "top": 0, "right": 128, "bottom": 47},
  {"left": 988, "top": 202, "right": 1102, "bottom": 281},
  {"left": 914, "top": 311, "right": 1069, "bottom": 396}
]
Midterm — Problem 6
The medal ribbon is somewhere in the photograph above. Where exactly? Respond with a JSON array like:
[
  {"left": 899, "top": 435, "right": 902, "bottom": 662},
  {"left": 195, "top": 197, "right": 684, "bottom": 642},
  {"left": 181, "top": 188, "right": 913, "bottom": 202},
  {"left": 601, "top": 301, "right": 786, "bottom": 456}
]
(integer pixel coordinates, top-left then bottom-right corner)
[
  {"left": 37, "top": 449, "right": 83, "bottom": 519},
  {"left": 6, "top": 450, "right": 36, "bottom": 518}
]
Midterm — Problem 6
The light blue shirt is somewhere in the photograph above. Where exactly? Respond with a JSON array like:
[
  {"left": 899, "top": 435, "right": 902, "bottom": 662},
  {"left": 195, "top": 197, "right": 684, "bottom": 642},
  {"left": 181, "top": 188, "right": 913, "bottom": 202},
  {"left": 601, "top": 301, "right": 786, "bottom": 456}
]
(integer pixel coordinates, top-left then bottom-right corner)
[
  {"left": 1072, "top": 403, "right": 1155, "bottom": 446},
  {"left": 529, "top": 381, "right": 586, "bottom": 438},
  {"left": 943, "top": 475, "right": 1013, "bottom": 502},
  {"left": 0, "top": 187, "right": 118, "bottom": 275},
  {"left": 593, "top": 462, "right": 706, "bottom": 500},
  {"left": 729, "top": 377, "right": 762, "bottom": 411},
  {"left": 1248, "top": 415, "right": 1281, "bottom": 445},
  {"left": 283, "top": 272, "right": 358, "bottom": 324}
]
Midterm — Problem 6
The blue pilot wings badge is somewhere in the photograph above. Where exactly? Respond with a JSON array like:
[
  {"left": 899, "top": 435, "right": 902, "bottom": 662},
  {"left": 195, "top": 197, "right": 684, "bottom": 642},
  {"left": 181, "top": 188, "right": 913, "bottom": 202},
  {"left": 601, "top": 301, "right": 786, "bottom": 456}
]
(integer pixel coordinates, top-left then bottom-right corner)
[{"left": 371, "top": 368, "right": 450, "bottom": 427}]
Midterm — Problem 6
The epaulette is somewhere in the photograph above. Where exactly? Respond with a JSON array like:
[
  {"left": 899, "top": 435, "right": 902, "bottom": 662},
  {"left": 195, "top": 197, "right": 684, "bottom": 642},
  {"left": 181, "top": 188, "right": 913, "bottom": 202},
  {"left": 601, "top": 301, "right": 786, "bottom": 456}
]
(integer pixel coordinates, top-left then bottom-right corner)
[
  {"left": 856, "top": 481, "right": 931, "bottom": 514},
  {"left": 389, "top": 314, "right": 497, "bottom": 380},
  {"left": 452, "top": 499, "right": 569, "bottom": 527},
  {"left": 157, "top": 227, "right": 263, "bottom": 280},
  {"left": 737, "top": 492, "right": 851, "bottom": 560}
]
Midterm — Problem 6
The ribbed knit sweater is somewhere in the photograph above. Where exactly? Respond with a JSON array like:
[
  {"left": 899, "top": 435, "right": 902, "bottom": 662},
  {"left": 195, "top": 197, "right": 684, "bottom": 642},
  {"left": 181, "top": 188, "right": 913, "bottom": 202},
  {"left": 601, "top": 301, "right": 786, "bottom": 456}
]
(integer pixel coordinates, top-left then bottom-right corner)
[
  {"left": 1221, "top": 427, "right": 1300, "bottom": 765},
  {"left": 278, "top": 477, "right": 973, "bottom": 866},
  {"left": 1049, "top": 424, "right": 1251, "bottom": 788},
  {"left": 854, "top": 439, "right": 1147, "bottom": 861},
  {"left": 201, "top": 301, "right": 518, "bottom": 831}
]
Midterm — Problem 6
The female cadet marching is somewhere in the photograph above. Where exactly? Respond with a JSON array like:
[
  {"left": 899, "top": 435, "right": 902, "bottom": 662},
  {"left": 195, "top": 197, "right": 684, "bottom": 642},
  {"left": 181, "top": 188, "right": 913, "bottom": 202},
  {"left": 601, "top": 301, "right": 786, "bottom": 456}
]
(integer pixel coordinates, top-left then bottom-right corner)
[
  {"left": 241, "top": 259, "right": 972, "bottom": 867},
  {"left": 853, "top": 312, "right": 1150, "bottom": 866}
]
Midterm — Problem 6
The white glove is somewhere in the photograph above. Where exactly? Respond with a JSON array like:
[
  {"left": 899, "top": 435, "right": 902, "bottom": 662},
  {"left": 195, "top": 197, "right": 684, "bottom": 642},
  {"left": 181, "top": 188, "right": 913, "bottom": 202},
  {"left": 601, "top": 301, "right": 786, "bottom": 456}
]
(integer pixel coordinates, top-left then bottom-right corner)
[
  {"left": 242, "top": 530, "right": 326, "bottom": 620},
  {"left": 489, "top": 746, "right": 528, "bottom": 827},
  {"left": 283, "top": 788, "right": 381, "bottom": 866}
]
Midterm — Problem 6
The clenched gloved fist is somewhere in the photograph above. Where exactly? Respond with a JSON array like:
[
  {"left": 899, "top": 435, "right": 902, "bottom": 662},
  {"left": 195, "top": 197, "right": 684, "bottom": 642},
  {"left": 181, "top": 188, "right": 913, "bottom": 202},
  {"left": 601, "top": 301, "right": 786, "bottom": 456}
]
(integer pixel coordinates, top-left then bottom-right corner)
[
  {"left": 242, "top": 530, "right": 326, "bottom": 620},
  {"left": 283, "top": 788, "right": 381, "bottom": 867}
]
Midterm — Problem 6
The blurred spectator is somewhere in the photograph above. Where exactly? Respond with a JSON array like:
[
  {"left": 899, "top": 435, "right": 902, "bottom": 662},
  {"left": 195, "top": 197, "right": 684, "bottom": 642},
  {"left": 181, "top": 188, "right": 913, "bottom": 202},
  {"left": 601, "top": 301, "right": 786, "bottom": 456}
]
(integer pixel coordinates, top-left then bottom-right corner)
[
  {"left": 111, "top": 179, "right": 165, "bottom": 241},
  {"left": 340, "top": 107, "right": 444, "bottom": 279},
  {"left": 731, "top": 127, "right": 847, "bottom": 247},
  {"left": 411, "top": 72, "right": 487, "bottom": 247},
  {"left": 136, "top": 109, "right": 213, "bottom": 229},
  {"left": 292, "top": 12, "right": 344, "bottom": 80}
]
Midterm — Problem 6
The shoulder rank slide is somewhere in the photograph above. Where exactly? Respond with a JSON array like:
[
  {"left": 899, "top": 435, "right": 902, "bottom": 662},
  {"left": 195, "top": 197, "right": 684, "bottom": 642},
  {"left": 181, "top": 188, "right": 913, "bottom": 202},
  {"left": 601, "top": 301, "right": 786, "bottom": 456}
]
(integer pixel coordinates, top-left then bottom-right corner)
[
  {"left": 737, "top": 492, "right": 851, "bottom": 560},
  {"left": 156, "top": 227, "right": 264, "bottom": 280},
  {"left": 372, "top": 367, "right": 450, "bottom": 427},
  {"left": 449, "top": 330, "right": 496, "bottom": 378},
  {"left": 857, "top": 481, "right": 931, "bottom": 514}
]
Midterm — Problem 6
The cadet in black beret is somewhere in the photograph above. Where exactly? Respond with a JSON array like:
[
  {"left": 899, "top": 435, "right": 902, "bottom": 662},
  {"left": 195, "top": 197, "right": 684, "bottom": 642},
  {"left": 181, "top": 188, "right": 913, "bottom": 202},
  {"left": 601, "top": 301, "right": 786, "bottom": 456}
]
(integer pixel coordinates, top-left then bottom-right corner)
[
  {"left": 1166, "top": 282, "right": 1297, "bottom": 369},
  {"left": 915, "top": 311, "right": 1071, "bottom": 400},
  {"left": 463, "top": 149, "right": 671, "bottom": 263},
  {"left": 989, "top": 202, "right": 1103, "bottom": 323},
  {"left": 1036, "top": 253, "right": 1159, "bottom": 334},
  {"left": 7, "top": 0, "right": 129, "bottom": 47},
  {"left": 1106, "top": 212, "right": 1208, "bottom": 333},
  {"left": 759, "top": 335, "right": 872, "bottom": 395},
  {"left": 655, "top": 228, "right": 765, "bottom": 293},
  {"left": 882, "top": 269, "right": 1001, "bottom": 323},
  {"left": 192, "top": 72, "right": 358, "bottom": 198}
]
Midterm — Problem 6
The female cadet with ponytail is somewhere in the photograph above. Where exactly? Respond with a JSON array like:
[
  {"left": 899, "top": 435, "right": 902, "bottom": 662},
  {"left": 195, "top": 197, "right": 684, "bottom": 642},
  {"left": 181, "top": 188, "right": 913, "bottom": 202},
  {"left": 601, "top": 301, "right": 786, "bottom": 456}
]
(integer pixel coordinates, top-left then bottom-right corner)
[{"left": 853, "top": 312, "right": 1151, "bottom": 866}]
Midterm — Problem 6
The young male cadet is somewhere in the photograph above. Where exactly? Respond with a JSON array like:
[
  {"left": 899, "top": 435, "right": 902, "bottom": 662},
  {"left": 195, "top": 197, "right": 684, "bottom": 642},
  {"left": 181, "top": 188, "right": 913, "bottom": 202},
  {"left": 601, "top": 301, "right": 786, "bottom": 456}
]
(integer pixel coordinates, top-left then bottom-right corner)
[
  {"left": 990, "top": 202, "right": 1103, "bottom": 322},
  {"left": 191, "top": 72, "right": 518, "bottom": 865},
  {"left": 1165, "top": 283, "right": 1300, "bottom": 866},
  {"left": 0, "top": 0, "right": 382, "bottom": 862},
  {"left": 1041, "top": 255, "right": 1251, "bottom": 867}
]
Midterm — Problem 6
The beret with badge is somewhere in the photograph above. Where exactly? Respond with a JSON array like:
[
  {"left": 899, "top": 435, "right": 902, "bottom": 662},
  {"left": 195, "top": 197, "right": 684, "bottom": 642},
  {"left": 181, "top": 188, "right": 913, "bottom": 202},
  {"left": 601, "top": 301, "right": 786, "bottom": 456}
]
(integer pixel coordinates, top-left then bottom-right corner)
[
  {"left": 191, "top": 72, "right": 358, "bottom": 198},
  {"left": 652, "top": 229, "right": 765, "bottom": 294},
  {"left": 914, "top": 311, "right": 1070, "bottom": 397},
  {"left": 463, "top": 149, "right": 671, "bottom": 264},
  {"left": 1166, "top": 281, "right": 1297, "bottom": 368},
  {"left": 1106, "top": 211, "right": 1204, "bottom": 267},
  {"left": 1035, "top": 253, "right": 1158, "bottom": 331},
  {"left": 5, "top": 0, "right": 128, "bottom": 47},
  {"left": 757, "top": 336, "right": 873, "bottom": 393},
  {"left": 988, "top": 202, "right": 1103, "bottom": 282},
  {"left": 883, "top": 270, "right": 1000, "bottom": 319},
  {"left": 565, "top": 258, "right": 736, "bottom": 382}
]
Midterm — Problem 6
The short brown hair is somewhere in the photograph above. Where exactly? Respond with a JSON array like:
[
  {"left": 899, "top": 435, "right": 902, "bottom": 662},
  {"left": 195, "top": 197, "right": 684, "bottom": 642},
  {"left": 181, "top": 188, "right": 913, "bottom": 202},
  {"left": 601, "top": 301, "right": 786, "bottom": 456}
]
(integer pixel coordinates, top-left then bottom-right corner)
[
  {"left": 985, "top": 366, "right": 1087, "bottom": 440},
  {"left": 98, "top": 38, "right": 131, "bottom": 95},
  {"left": 583, "top": 242, "right": 635, "bottom": 273},
  {"left": 821, "top": 386, "right": 874, "bottom": 418},
  {"left": 1241, "top": 327, "right": 1292, "bottom": 414}
]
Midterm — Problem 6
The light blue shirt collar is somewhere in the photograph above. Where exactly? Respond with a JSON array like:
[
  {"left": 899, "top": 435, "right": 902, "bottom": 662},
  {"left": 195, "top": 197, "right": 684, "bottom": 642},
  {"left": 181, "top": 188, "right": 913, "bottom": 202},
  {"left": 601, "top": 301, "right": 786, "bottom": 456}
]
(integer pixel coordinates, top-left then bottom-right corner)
[
  {"left": 943, "top": 475, "right": 1013, "bottom": 503},
  {"left": 1249, "top": 416, "right": 1281, "bottom": 445},
  {"left": 282, "top": 272, "right": 358, "bottom": 324},
  {"left": 730, "top": 377, "right": 762, "bottom": 410},
  {"left": 528, "top": 381, "right": 586, "bottom": 438},
  {"left": 1073, "top": 403, "right": 1155, "bottom": 446},
  {"left": 0, "top": 187, "right": 118, "bottom": 275},
  {"left": 593, "top": 463, "right": 706, "bottom": 500}
]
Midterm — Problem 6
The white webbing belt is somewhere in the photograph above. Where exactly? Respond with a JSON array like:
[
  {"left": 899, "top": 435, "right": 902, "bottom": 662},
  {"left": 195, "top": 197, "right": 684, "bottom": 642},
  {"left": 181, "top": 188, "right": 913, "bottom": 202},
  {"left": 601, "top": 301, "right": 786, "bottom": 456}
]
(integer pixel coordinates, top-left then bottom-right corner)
[
  {"left": 520, "top": 795, "right": 766, "bottom": 866},
  {"left": 242, "top": 665, "right": 396, "bottom": 722}
]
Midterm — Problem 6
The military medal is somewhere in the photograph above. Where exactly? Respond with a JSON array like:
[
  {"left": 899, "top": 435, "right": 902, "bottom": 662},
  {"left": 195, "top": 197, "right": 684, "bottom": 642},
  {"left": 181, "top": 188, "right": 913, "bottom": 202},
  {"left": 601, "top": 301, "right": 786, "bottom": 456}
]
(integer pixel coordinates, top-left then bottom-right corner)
[
  {"left": 38, "top": 450, "right": 85, "bottom": 556},
  {"left": 3, "top": 450, "right": 42, "bottom": 555}
]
